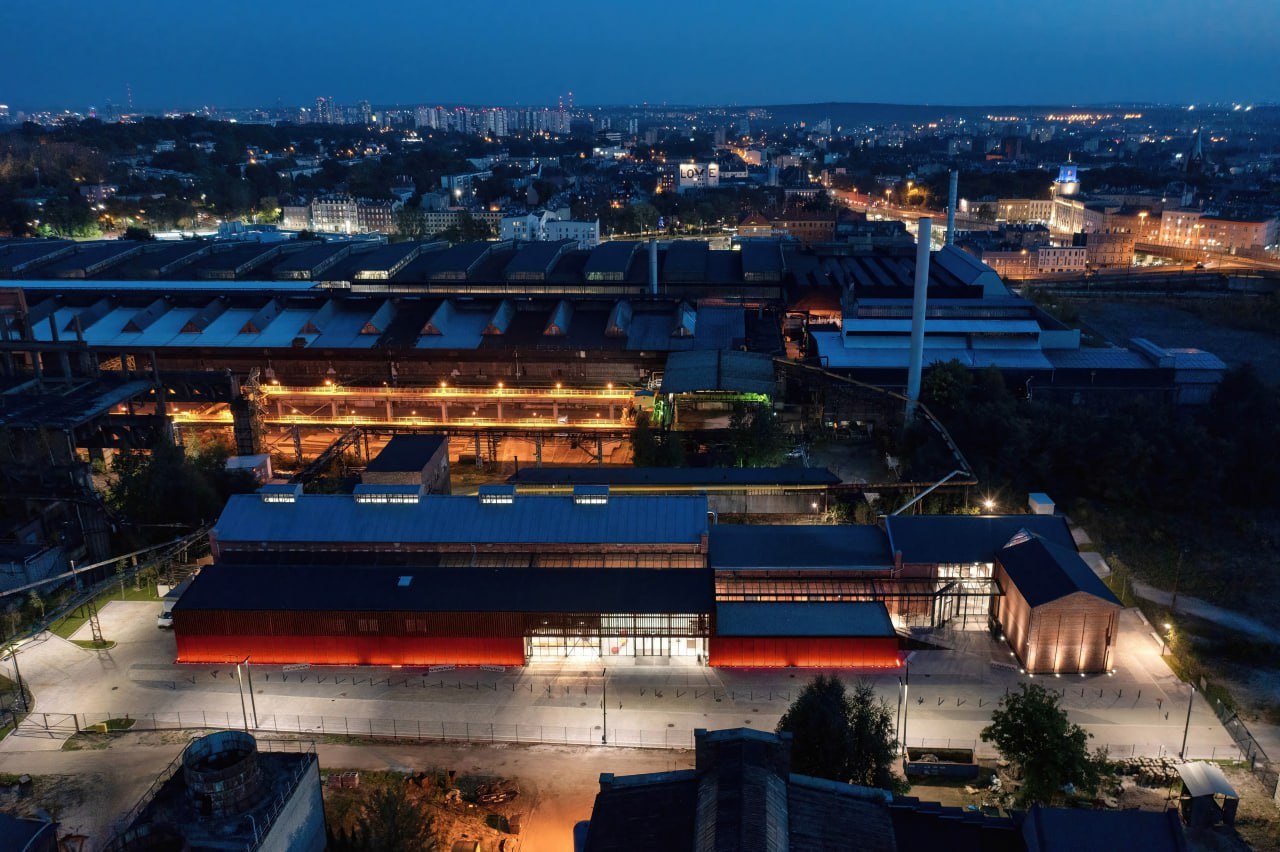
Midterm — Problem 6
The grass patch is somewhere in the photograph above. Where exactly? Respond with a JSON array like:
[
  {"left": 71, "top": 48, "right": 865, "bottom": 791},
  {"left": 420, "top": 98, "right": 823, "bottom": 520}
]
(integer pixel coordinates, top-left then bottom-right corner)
[
  {"left": 50, "top": 585, "right": 161, "bottom": 640},
  {"left": 71, "top": 639, "right": 116, "bottom": 650},
  {"left": 61, "top": 717, "right": 136, "bottom": 751}
]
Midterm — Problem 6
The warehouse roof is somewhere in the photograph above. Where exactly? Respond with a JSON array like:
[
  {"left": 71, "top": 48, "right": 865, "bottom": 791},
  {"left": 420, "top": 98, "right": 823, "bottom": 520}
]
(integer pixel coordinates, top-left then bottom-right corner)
[
  {"left": 715, "top": 601, "right": 896, "bottom": 637},
  {"left": 709, "top": 525, "right": 892, "bottom": 570},
  {"left": 660, "top": 350, "right": 776, "bottom": 395},
  {"left": 212, "top": 492, "right": 709, "bottom": 546},
  {"left": 1021, "top": 805, "right": 1187, "bottom": 852},
  {"left": 365, "top": 435, "right": 447, "bottom": 472},
  {"left": 996, "top": 531, "right": 1122, "bottom": 607},
  {"left": 509, "top": 467, "right": 839, "bottom": 488},
  {"left": 884, "top": 515, "right": 1075, "bottom": 565},
  {"left": 176, "top": 563, "right": 713, "bottom": 614}
]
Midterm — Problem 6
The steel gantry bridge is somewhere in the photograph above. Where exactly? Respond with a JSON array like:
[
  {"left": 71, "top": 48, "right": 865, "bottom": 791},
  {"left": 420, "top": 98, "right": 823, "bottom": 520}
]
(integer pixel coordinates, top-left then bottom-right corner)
[{"left": 172, "top": 381, "right": 642, "bottom": 430}]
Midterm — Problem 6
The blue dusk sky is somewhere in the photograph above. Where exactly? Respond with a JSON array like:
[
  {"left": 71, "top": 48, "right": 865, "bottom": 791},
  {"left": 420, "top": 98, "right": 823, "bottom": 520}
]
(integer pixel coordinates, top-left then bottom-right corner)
[{"left": 2, "top": 0, "right": 1277, "bottom": 109}]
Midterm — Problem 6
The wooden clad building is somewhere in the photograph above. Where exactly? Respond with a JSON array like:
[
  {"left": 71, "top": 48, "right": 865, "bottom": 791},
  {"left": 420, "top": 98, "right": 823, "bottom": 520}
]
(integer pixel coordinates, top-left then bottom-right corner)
[{"left": 991, "top": 530, "right": 1122, "bottom": 674}]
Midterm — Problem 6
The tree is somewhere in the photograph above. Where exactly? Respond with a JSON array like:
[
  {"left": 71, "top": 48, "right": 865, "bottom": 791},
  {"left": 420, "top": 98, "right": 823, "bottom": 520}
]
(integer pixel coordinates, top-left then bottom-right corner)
[
  {"left": 328, "top": 785, "right": 439, "bottom": 852},
  {"left": 727, "top": 402, "right": 786, "bottom": 467},
  {"left": 776, "top": 675, "right": 905, "bottom": 792},
  {"left": 980, "top": 682, "right": 1103, "bottom": 806},
  {"left": 107, "top": 438, "right": 256, "bottom": 542},
  {"left": 394, "top": 206, "right": 427, "bottom": 241}
]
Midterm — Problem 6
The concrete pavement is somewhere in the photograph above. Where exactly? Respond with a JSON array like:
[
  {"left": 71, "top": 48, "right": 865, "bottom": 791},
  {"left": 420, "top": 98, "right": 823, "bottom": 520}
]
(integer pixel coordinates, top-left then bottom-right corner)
[{"left": 0, "top": 602, "right": 1242, "bottom": 761}]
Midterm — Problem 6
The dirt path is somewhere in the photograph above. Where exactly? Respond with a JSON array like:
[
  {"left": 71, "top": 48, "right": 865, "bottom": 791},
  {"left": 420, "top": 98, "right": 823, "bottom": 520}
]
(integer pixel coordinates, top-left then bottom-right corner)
[{"left": 1130, "top": 580, "right": 1280, "bottom": 644}]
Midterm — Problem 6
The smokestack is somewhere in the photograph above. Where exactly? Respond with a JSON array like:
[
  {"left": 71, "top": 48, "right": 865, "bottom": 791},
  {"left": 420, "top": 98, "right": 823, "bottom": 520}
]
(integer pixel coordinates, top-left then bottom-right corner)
[
  {"left": 946, "top": 171, "right": 958, "bottom": 246},
  {"left": 648, "top": 238, "right": 658, "bottom": 295},
  {"left": 905, "top": 218, "right": 932, "bottom": 420}
]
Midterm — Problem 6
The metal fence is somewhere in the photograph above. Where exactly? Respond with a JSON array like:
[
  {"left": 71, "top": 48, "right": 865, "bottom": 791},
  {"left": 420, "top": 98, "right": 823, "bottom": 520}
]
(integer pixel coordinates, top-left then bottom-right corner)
[
  {"left": 15, "top": 710, "right": 1247, "bottom": 761},
  {"left": 23, "top": 710, "right": 698, "bottom": 750},
  {"left": 904, "top": 736, "right": 1243, "bottom": 763},
  {"left": 1212, "top": 701, "right": 1278, "bottom": 794}
]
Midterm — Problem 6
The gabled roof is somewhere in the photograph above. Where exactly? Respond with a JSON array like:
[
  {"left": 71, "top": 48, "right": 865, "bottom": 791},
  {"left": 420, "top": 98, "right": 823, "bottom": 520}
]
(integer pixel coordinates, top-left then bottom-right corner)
[
  {"left": 660, "top": 350, "right": 775, "bottom": 395},
  {"left": 884, "top": 515, "right": 1075, "bottom": 565},
  {"left": 997, "top": 530, "right": 1121, "bottom": 607}
]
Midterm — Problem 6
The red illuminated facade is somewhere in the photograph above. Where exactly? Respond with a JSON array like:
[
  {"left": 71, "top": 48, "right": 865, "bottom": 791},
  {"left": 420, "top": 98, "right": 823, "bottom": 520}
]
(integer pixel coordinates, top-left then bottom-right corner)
[{"left": 708, "top": 637, "right": 901, "bottom": 669}]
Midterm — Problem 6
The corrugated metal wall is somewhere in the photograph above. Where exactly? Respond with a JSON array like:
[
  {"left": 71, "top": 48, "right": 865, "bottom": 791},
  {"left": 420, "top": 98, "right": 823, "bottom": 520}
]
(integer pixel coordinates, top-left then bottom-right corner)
[
  {"left": 176, "top": 633, "right": 525, "bottom": 666},
  {"left": 708, "top": 637, "right": 901, "bottom": 669}
]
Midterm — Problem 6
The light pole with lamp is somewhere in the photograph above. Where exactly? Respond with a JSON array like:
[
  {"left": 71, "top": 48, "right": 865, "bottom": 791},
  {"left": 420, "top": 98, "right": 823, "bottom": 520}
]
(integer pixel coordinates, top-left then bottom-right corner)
[
  {"left": 1, "top": 642, "right": 26, "bottom": 714},
  {"left": 1160, "top": 623, "right": 1173, "bottom": 656},
  {"left": 234, "top": 657, "right": 258, "bottom": 731},
  {"left": 1180, "top": 686, "right": 1196, "bottom": 759},
  {"left": 897, "top": 664, "right": 910, "bottom": 754},
  {"left": 601, "top": 668, "right": 608, "bottom": 745}
]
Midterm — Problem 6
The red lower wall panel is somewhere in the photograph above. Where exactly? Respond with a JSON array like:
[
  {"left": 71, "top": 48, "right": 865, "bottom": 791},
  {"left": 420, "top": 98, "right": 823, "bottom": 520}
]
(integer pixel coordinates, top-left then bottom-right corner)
[
  {"left": 175, "top": 633, "right": 526, "bottom": 667},
  {"left": 708, "top": 637, "right": 901, "bottom": 668}
]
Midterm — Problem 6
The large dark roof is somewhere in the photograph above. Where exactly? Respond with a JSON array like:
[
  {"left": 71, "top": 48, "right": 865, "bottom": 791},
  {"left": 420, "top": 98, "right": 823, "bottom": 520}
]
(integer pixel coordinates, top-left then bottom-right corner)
[
  {"left": 212, "top": 493, "right": 709, "bottom": 547},
  {"left": 715, "top": 601, "right": 896, "bottom": 638},
  {"left": 884, "top": 515, "right": 1075, "bottom": 565},
  {"left": 1021, "top": 805, "right": 1186, "bottom": 852},
  {"left": 177, "top": 563, "right": 713, "bottom": 614},
  {"left": 888, "top": 796, "right": 1021, "bottom": 852},
  {"left": 365, "top": 435, "right": 446, "bottom": 472},
  {"left": 997, "top": 532, "right": 1122, "bottom": 607},
  {"left": 584, "top": 728, "right": 896, "bottom": 852},
  {"left": 710, "top": 525, "right": 892, "bottom": 570},
  {"left": 583, "top": 771, "right": 700, "bottom": 852},
  {"left": 660, "top": 350, "right": 776, "bottom": 395},
  {"left": 510, "top": 467, "right": 839, "bottom": 488}
]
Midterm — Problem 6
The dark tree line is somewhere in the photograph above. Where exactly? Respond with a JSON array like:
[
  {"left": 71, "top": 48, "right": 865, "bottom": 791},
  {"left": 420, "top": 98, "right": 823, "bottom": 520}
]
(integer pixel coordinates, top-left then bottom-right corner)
[{"left": 905, "top": 361, "right": 1280, "bottom": 514}]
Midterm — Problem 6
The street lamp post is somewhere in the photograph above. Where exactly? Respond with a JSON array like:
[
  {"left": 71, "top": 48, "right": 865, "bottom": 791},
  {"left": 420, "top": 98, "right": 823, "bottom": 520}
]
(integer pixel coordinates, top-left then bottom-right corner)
[
  {"left": 898, "top": 664, "right": 910, "bottom": 754},
  {"left": 3, "top": 644, "right": 27, "bottom": 714},
  {"left": 1160, "top": 623, "right": 1173, "bottom": 656},
  {"left": 1181, "top": 686, "right": 1196, "bottom": 759},
  {"left": 601, "top": 668, "right": 608, "bottom": 745}
]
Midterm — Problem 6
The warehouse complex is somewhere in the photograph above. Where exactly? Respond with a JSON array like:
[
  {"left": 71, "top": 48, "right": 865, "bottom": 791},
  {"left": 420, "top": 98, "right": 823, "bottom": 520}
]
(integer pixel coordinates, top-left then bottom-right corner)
[{"left": 175, "top": 485, "right": 1118, "bottom": 674}]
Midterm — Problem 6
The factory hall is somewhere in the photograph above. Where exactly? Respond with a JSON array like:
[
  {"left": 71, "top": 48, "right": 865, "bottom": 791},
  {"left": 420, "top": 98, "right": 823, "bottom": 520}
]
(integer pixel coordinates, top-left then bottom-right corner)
[{"left": 174, "top": 485, "right": 1119, "bottom": 675}]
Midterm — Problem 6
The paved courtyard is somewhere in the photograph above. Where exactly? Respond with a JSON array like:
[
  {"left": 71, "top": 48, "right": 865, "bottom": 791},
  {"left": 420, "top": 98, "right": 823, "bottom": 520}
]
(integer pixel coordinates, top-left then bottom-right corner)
[{"left": 0, "top": 601, "right": 1240, "bottom": 762}]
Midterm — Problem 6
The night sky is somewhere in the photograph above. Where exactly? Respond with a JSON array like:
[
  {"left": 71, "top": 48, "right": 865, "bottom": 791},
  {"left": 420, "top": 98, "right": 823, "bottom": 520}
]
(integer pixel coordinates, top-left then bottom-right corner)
[{"left": 3, "top": 0, "right": 1277, "bottom": 109}]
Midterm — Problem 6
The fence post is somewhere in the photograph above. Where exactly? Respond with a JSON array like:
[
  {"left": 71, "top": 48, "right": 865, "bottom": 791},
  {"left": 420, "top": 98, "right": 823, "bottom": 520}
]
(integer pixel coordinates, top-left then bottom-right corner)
[{"left": 392, "top": 719, "right": 397, "bottom": 740}]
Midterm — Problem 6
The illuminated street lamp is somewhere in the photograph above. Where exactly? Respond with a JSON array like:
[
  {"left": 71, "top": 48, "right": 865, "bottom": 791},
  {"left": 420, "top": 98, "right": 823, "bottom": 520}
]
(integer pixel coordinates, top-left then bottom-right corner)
[{"left": 1160, "top": 622, "right": 1173, "bottom": 656}]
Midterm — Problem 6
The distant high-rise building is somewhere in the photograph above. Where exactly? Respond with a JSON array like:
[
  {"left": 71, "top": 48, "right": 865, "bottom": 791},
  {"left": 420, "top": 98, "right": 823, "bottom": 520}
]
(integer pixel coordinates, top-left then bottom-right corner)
[
  {"left": 314, "top": 96, "right": 335, "bottom": 125},
  {"left": 414, "top": 106, "right": 432, "bottom": 129},
  {"left": 359, "top": 100, "right": 372, "bottom": 126}
]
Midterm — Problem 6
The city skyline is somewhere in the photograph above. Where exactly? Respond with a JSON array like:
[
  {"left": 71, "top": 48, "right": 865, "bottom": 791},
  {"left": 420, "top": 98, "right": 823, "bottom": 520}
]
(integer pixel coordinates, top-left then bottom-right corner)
[{"left": 3, "top": 0, "right": 1279, "bottom": 111}]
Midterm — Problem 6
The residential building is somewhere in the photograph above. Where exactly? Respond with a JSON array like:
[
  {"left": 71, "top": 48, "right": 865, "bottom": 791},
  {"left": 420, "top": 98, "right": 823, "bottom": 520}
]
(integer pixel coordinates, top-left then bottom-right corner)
[
  {"left": 997, "top": 198, "right": 1054, "bottom": 224},
  {"left": 1035, "top": 245, "right": 1087, "bottom": 274},
  {"left": 1158, "top": 209, "right": 1278, "bottom": 251},
  {"left": 1075, "top": 229, "right": 1135, "bottom": 268}
]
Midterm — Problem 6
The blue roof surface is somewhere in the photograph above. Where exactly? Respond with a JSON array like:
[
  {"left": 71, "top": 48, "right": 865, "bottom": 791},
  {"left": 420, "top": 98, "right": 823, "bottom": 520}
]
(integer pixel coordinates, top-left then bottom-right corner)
[
  {"left": 714, "top": 601, "right": 896, "bottom": 637},
  {"left": 709, "top": 525, "right": 892, "bottom": 570},
  {"left": 884, "top": 515, "right": 1076, "bottom": 565},
  {"left": 212, "top": 493, "right": 710, "bottom": 546},
  {"left": 997, "top": 531, "right": 1122, "bottom": 607},
  {"left": 178, "top": 563, "right": 714, "bottom": 614}
]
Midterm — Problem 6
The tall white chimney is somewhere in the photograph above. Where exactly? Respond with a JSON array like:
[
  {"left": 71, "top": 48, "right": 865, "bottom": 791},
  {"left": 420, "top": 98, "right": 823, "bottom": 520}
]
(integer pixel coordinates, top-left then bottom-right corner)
[
  {"left": 648, "top": 239, "right": 658, "bottom": 295},
  {"left": 946, "top": 171, "right": 958, "bottom": 246},
  {"left": 906, "top": 218, "right": 932, "bottom": 420}
]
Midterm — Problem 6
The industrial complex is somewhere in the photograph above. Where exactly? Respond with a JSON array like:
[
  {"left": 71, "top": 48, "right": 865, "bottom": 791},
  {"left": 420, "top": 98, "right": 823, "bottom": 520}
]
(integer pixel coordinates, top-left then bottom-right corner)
[{"left": 172, "top": 483, "right": 1120, "bottom": 675}]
